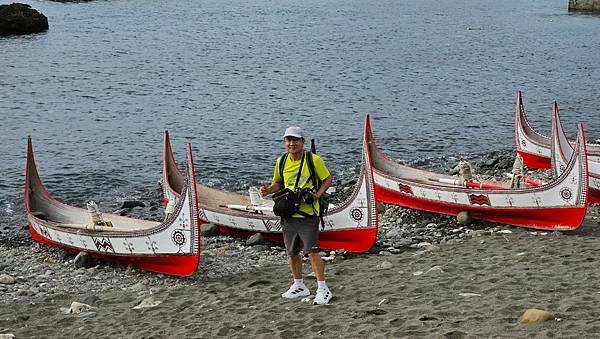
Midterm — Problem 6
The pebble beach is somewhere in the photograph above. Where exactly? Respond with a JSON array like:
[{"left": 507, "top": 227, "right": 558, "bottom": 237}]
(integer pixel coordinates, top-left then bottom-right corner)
[{"left": 1, "top": 178, "right": 599, "bottom": 338}]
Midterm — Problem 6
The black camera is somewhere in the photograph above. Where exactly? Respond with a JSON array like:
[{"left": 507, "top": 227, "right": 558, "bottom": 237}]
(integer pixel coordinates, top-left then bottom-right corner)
[{"left": 299, "top": 189, "right": 314, "bottom": 204}]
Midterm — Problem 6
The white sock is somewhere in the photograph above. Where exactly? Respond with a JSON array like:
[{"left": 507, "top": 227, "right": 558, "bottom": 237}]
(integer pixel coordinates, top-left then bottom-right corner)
[
  {"left": 294, "top": 278, "right": 304, "bottom": 286},
  {"left": 317, "top": 281, "right": 328, "bottom": 290}
]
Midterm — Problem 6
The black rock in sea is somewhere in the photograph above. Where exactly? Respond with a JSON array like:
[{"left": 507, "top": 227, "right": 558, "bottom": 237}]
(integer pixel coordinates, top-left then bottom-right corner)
[{"left": 0, "top": 3, "right": 48, "bottom": 36}]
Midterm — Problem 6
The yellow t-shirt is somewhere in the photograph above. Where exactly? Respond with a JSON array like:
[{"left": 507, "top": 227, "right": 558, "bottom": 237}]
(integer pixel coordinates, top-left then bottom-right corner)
[{"left": 273, "top": 151, "right": 330, "bottom": 218}]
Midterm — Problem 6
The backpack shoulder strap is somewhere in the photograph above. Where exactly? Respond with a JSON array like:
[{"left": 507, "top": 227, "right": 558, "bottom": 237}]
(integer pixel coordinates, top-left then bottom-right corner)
[
  {"left": 306, "top": 151, "right": 328, "bottom": 229},
  {"left": 306, "top": 151, "right": 320, "bottom": 189},
  {"left": 278, "top": 152, "right": 289, "bottom": 186}
]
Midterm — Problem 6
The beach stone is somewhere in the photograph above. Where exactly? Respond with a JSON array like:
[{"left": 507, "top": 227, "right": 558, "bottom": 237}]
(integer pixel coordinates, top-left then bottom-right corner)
[
  {"left": 456, "top": 211, "right": 472, "bottom": 225},
  {"left": 424, "top": 245, "right": 441, "bottom": 252},
  {"left": 425, "top": 266, "right": 444, "bottom": 274},
  {"left": 66, "top": 301, "right": 92, "bottom": 314},
  {"left": 246, "top": 233, "right": 265, "bottom": 246},
  {"left": 112, "top": 208, "right": 129, "bottom": 216},
  {"left": 149, "top": 287, "right": 162, "bottom": 294},
  {"left": 0, "top": 3, "right": 48, "bottom": 36},
  {"left": 133, "top": 296, "right": 162, "bottom": 309},
  {"left": 519, "top": 309, "right": 555, "bottom": 323},
  {"left": 0, "top": 274, "right": 15, "bottom": 284},
  {"left": 120, "top": 200, "right": 146, "bottom": 209},
  {"left": 129, "top": 282, "right": 146, "bottom": 292},
  {"left": 444, "top": 330, "right": 467, "bottom": 339},
  {"left": 385, "top": 228, "right": 404, "bottom": 238},
  {"left": 378, "top": 298, "right": 389, "bottom": 306},
  {"left": 201, "top": 223, "right": 220, "bottom": 236},
  {"left": 376, "top": 261, "right": 393, "bottom": 270},
  {"left": 74, "top": 252, "right": 94, "bottom": 268},
  {"left": 0, "top": 334, "right": 15, "bottom": 339},
  {"left": 394, "top": 238, "right": 415, "bottom": 247}
]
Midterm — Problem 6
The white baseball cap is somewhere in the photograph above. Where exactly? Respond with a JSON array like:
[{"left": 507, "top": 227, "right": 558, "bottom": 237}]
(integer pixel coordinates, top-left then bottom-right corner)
[{"left": 283, "top": 126, "right": 304, "bottom": 139}]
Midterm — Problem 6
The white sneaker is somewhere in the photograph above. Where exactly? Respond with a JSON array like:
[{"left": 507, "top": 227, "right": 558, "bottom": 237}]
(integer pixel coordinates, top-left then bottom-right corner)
[
  {"left": 313, "top": 288, "right": 332, "bottom": 305},
  {"left": 281, "top": 284, "right": 310, "bottom": 299}
]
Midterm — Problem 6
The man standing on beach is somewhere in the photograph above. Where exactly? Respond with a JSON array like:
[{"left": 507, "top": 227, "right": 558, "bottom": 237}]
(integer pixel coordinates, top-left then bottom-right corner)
[{"left": 259, "top": 126, "right": 334, "bottom": 305}]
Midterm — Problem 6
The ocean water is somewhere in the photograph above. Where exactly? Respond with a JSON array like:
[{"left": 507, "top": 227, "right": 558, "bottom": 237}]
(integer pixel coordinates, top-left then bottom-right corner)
[{"left": 1, "top": 0, "right": 599, "bottom": 229}]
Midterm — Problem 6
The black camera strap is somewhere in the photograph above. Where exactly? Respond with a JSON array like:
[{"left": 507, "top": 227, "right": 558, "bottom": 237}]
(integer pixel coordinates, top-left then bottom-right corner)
[
  {"left": 307, "top": 143, "right": 327, "bottom": 230},
  {"left": 279, "top": 151, "right": 305, "bottom": 190},
  {"left": 292, "top": 152, "right": 305, "bottom": 192}
]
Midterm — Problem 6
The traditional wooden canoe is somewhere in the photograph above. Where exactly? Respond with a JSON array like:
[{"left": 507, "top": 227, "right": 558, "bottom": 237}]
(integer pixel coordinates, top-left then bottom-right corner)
[
  {"left": 25, "top": 137, "right": 202, "bottom": 276},
  {"left": 162, "top": 131, "right": 378, "bottom": 253},
  {"left": 365, "top": 114, "right": 589, "bottom": 230},
  {"left": 549, "top": 101, "right": 600, "bottom": 204},
  {"left": 515, "top": 91, "right": 599, "bottom": 204},
  {"left": 515, "top": 91, "right": 600, "bottom": 166}
]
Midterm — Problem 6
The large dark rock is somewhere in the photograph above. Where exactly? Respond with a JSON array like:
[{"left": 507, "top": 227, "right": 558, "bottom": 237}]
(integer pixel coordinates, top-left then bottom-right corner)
[
  {"left": 74, "top": 252, "right": 95, "bottom": 269},
  {"left": 0, "top": 3, "right": 48, "bottom": 36},
  {"left": 201, "top": 223, "right": 220, "bottom": 237}
]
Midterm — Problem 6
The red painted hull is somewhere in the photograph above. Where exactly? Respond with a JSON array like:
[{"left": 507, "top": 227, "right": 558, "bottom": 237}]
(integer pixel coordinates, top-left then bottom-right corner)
[
  {"left": 29, "top": 223, "right": 200, "bottom": 276},
  {"left": 516, "top": 150, "right": 551, "bottom": 170},
  {"left": 375, "top": 185, "right": 586, "bottom": 231},
  {"left": 216, "top": 225, "right": 377, "bottom": 253}
]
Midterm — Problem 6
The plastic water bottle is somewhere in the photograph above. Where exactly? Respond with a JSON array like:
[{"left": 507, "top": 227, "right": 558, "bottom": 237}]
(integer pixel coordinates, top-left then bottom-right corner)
[{"left": 249, "top": 186, "right": 263, "bottom": 205}]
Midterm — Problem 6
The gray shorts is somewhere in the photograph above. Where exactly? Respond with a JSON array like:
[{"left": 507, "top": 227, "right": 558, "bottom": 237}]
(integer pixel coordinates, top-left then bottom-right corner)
[{"left": 282, "top": 216, "right": 320, "bottom": 256}]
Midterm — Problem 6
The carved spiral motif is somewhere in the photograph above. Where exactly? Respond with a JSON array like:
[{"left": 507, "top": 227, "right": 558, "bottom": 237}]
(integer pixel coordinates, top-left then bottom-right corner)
[
  {"left": 350, "top": 208, "right": 363, "bottom": 222},
  {"left": 560, "top": 187, "right": 573, "bottom": 201},
  {"left": 171, "top": 230, "right": 186, "bottom": 246}
]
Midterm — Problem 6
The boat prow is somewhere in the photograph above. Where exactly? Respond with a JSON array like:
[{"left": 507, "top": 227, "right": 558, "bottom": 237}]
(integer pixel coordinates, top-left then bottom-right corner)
[
  {"left": 366, "top": 113, "right": 588, "bottom": 230},
  {"left": 514, "top": 91, "right": 553, "bottom": 169},
  {"left": 515, "top": 91, "right": 599, "bottom": 204},
  {"left": 162, "top": 130, "right": 379, "bottom": 253},
  {"left": 551, "top": 102, "right": 600, "bottom": 204},
  {"left": 25, "top": 137, "right": 202, "bottom": 276}
]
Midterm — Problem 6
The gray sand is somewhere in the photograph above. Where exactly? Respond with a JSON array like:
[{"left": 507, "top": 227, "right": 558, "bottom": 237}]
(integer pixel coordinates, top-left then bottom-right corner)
[{"left": 1, "top": 206, "right": 599, "bottom": 338}]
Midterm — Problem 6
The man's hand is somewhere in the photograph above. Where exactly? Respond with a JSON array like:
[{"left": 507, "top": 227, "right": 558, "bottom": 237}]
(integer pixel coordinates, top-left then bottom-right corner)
[{"left": 259, "top": 185, "right": 269, "bottom": 196}]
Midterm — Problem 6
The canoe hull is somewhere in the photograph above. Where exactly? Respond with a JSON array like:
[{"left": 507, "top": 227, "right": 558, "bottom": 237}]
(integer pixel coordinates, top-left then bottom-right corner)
[
  {"left": 374, "top": 184, "right": 586, "bottom": 231},
  {"left": 516, "top": 149, "right": 551, "bottom": 170},
  {"left": 29, "top": 223, "right": 200, "bottom": 276}
]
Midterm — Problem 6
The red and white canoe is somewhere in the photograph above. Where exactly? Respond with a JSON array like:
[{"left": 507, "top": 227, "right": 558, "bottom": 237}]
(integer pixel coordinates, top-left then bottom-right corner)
[
  {"left": 25, "top": 138, "right": 202, "bottom": 276},
  {"left": 162, "top": 131, "right": 378, "bottom": 253},
  {"left": 550, "top": 101, "right": 600, "bottom": 204},
  {"left": 515, "top": 91, "right": 600, "bottom": 204},
  {"left": 365, "top": 114, "right": 589, "bottom": 230}
]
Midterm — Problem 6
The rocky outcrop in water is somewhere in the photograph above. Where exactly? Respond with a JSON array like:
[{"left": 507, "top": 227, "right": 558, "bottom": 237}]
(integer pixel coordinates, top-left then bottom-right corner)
[
  {"left": 0, "top": 3, "right": 48, "bottom": 36},
  {"left": 569, "top": 0, "right": 600, "bottom": 12}
]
